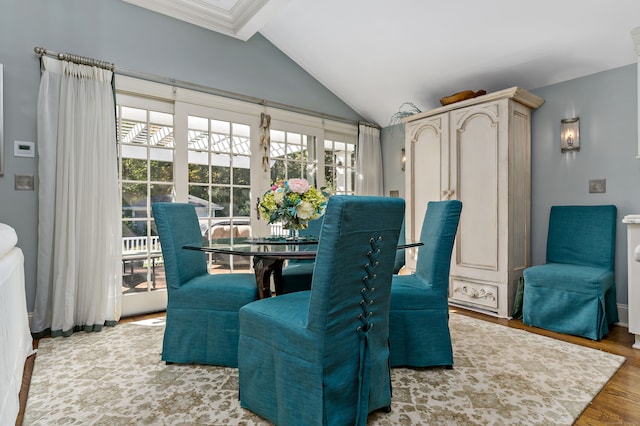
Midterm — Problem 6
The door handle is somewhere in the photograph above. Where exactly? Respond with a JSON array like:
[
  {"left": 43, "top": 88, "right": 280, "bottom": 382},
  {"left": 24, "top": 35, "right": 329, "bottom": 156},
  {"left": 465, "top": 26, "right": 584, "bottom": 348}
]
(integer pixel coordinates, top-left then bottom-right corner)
[{"left": 255, "top": 197, "right": 261, "bottom": 220}]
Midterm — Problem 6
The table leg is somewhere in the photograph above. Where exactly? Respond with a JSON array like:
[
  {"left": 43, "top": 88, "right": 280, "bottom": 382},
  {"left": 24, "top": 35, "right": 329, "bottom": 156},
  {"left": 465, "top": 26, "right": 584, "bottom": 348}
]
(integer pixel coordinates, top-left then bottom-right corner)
[
  {"left": 151, "top": 257, "right": 157, "bottom": 289},
  {"left": 252, "top": 257, "right": 284, "bottom": 299}
]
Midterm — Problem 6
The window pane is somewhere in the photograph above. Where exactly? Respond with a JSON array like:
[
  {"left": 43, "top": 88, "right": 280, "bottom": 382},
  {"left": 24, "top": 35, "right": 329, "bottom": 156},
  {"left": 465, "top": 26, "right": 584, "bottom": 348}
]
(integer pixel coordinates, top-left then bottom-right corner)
[
  {"left": 211, "top": 134, "right": 230, "bottom": 153},
  {"left": 233, "top": 187, "right": 251, "bottom": 216},
  {"left": 271, "top": 159, "right": 285, "bottom": 183},
  {"left": 189, "top": 184, "right": 209, "bottom": 202},
  {"left": 233, "top": 123, "right": 250, "bottom": 138},
  {"left": 233, "top": 164, "right": 250, "bottom": 185},
  {"left": 122, "top": 183, "right": 147, "bottom": 217},
  {"left": 324, "top": 166, "right": 334, "bottom": 191},
  {"left": 122, "top": 157, "right": 147, "bottom": 181},
  {"left": 188, "top": 157, "right": 209, "bottom": 184},
  {"left": 150, "top": 184, "right": 174, "bottom": 202},
  {"left": 232, "top": 136, "right": 250, "bottom": 155},
  {"left": 211, "top": 186, "right": 231, "bottom": 217},
  {"left": 212, "top": 165, "right": 231, "bottom": 185},
  {"left": 149, "top": 128, "right": 174, "bottom": 148},
  {"left": 271, "top": 129, "right": 285, "bottom": 143},
  {"left": 188, "top": 115, "right": 208, "bottom": 131},
  {"left": 120, "top": 107, "right": 148, "bottom": 145},
  {"left": 348, "top": 150, "right": 356, "bottom": 167},
  {"left": 122, "top": 220, "right": 147, "bottom": 240},
  {"left": 149, "top": 148, "right": 174, "bottom": 182},
  {"left": 188, "top": 131, "right": 209, "bottom": 151},
  {"left": 211, "top": 119, "right": 230, "bottom": 134}
]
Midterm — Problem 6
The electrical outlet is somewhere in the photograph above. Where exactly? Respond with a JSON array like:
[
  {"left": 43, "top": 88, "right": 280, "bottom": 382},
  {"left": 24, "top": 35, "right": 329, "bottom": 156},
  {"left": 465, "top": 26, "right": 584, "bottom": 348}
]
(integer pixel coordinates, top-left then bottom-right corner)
[
  {"left": 14, "top": 174, "right": 34, "bottom": 191},
  {"left": 589, "top": 179, "right": 606, "bottom": 193}
]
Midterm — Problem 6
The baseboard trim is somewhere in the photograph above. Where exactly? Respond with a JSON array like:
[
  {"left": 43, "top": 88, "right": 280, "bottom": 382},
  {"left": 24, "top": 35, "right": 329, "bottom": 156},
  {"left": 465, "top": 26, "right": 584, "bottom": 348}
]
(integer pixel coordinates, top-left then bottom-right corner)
[{"left": 617, "top": 303, "right": 629, "bottom": 327}]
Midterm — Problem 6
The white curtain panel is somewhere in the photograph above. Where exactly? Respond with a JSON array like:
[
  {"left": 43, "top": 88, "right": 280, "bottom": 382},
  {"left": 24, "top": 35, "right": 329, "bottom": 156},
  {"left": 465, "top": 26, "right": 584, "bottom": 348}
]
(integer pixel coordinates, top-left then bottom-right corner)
[
  {"left": 32, "top": 56, "right": 121, "bottom": 336},
  {"left": 355, "top": 124, "right": 383, "bottom": 196}
]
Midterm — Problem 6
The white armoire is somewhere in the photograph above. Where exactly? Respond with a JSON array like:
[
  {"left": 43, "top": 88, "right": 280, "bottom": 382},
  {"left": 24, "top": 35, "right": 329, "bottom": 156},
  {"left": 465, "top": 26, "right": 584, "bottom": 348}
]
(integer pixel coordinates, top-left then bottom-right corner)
[{"left": 403, "top": 87, "right": 544, "bottom": 318}]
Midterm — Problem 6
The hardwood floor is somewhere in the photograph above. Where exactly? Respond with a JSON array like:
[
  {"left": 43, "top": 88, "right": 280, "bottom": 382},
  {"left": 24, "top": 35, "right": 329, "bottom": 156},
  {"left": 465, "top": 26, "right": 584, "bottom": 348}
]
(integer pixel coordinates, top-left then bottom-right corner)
[{"left": 16, "top": 308, "right": 640, "bottom": 425}]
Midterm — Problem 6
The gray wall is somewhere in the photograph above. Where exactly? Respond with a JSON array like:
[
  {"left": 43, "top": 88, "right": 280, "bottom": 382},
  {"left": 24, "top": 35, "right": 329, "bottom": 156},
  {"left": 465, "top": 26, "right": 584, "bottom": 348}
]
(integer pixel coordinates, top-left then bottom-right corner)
[
  {"left": 381, "top": 123, "right": 406, "bottom": 198},
  {"left": 0, "top": 0, "right": 362, "bottom": 311},
  {"left": 380, "top": 63, "right": 639, "bottom": 308}
]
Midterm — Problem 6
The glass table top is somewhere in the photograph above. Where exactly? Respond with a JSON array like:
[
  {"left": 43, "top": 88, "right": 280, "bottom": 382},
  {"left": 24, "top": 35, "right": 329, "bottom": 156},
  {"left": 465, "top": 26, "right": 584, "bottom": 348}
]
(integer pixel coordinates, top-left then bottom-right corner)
[{"left": 183, "top": 237, "right": 422, "bottom": 260}]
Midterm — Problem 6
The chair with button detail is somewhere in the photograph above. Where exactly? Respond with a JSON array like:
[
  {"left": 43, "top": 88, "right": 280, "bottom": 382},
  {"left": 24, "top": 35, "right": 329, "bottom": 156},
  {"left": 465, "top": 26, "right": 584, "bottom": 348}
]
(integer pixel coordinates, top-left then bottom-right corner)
[{"left": 238, "top": 195, "right": 405, "bottom": 425}]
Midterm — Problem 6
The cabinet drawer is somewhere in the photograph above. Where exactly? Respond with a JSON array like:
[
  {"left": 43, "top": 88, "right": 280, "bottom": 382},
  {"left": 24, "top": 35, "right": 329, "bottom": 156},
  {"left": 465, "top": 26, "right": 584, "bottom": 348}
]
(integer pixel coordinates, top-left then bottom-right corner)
[{"left": 450, "top": 278, "right": 498, "bottom": 310}]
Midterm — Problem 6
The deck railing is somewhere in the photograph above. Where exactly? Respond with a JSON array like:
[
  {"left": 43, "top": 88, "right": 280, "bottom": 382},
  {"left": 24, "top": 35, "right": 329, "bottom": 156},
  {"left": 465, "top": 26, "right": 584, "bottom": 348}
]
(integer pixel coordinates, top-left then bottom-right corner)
[
  {"left": 122, "top": 225, "right": 286, "bottom": 255},
  {"left": 269, "top": 222, "right": 285, "bottom": 237},
  {"left": 122, "top": 236, "right": 161, "bottom": 255}
]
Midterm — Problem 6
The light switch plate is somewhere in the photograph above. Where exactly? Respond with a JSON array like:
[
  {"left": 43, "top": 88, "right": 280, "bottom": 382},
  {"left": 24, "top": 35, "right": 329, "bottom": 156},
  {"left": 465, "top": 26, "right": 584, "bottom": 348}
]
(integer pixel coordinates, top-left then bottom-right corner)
[
  {"left": 14, "top": 140, "right": 35, "bottom": 157},
  {"left": 589, "top": 179, "right": 606, "bottom": 193}
]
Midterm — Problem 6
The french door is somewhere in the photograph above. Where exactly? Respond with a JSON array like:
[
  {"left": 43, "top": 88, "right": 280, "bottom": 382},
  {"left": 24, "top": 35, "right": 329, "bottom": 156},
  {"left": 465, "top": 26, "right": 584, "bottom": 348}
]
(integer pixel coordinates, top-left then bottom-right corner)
[
  {"left": 179, "top": 102, "right": 265, "bottom": 271},
  {"left": 117, "top": 95, "right": 174, "bottom": 316},
  {"left": 116, "top": 80, "right": 357, "bottom": 316}
]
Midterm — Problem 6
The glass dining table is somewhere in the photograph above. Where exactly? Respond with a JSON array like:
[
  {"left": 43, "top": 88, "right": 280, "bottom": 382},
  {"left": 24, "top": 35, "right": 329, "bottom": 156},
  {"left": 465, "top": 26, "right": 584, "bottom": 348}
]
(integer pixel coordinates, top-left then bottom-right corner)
[{"left": 183, "top": 236, "right": 423, "bottom": 299}]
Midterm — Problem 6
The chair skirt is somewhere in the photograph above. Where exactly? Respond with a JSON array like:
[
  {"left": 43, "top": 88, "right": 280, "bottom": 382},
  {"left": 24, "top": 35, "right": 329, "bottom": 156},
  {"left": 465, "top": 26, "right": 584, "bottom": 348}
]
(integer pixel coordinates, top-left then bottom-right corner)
[
  {"left": 523, "top": 264, "right": 618, "bottom": 341},
  {"left": 239, "top": 292, "right": 392, "bottom": 425},
  {"left": 388, "top": 308, "right": 453, "bottom": 368},
  {"left": 162, "top": 273, "right": 258, "bottom": 367},
  {"left": 388, "top": 274, "right": 453, "bottom": 368}
]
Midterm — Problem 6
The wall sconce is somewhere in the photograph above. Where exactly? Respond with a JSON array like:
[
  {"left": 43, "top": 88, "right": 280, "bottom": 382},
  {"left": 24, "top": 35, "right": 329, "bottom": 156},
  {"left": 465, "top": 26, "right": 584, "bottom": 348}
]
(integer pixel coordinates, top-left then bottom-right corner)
[
  {"left": 561, "top": 117, "right": 580, "bottom": 152},
  {"left": 401, "top": 148, "right": 406, "bottom": 171}
]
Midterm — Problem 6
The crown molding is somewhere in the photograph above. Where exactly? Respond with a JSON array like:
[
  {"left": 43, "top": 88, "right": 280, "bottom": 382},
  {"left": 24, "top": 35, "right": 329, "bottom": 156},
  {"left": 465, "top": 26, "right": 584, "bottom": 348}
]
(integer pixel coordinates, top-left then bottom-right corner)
[{"left": 122, "top": 0, "right": 289, "bottom": 41}]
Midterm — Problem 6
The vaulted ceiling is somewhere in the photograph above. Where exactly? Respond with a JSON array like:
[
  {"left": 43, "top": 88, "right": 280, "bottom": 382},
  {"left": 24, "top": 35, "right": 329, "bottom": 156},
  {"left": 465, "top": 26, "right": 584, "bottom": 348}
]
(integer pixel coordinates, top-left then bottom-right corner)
[{"left": 124, "top": 0, "right": 640, "bottom": 126}]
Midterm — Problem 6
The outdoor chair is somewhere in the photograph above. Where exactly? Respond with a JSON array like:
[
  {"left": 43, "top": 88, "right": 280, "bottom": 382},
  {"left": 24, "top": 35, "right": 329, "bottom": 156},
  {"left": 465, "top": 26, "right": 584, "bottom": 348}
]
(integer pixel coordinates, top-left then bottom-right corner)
[
  {"left": 152, "top": 202, "right": 259, "bottom": 367},
  {"left": 389, "top": 200, "right": 462, "bottom": 368},
  {"left": 238, "top": 195, "right": 405, "bottom": 425},
  {"left": 523, "top": 205, "right": 618, "bottom": 341}
]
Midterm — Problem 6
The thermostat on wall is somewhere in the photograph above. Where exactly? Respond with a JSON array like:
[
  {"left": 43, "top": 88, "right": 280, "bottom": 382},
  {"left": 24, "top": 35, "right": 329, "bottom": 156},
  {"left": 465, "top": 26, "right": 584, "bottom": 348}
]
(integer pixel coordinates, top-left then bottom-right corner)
[{"left": 14, "top": 140, "right": 35, "bottom": 157}]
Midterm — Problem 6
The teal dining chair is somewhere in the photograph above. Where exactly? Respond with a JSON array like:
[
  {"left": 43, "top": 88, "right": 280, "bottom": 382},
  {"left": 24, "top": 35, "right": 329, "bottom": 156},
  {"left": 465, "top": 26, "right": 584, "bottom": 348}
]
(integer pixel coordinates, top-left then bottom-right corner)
[
  {"left": 393, "top": 219, "right": 406, "bottom": 274},
  {"left": 152, "top": 202, "right": 259, "bottom": 367},
  {"left": 279, "top": 215, "right": 325, "bottom": 294},
  {"left": 238, "top": 195, "right": 405, "bottom": 426},
  {"left": 523, "top": 205, "right": 618, "bottom": 340},
  {"left": 388, "top": 200, "right": 462, "bottom": 368}
]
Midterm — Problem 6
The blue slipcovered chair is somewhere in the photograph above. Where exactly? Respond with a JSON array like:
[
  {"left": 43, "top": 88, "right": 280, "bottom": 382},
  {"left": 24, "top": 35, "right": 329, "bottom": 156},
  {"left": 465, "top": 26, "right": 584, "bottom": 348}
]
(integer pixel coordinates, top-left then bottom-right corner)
[
  {"left": 152, "top": 202, "right": 259, "bottom": 366},
  {"left": 393, "top": 219, "right": 406, "bottom": 274},
  {"left": 279, "top": 215, "right": 325, "bottom": 294},
  {"left": 523, "top": 205, "right": 618, "bottom": 341},
  {"left": 389, "top": 200, "right": 462, "bottom": 368},
  {"left": 238, "top": 195, "right": 405, "bottom": 426}
]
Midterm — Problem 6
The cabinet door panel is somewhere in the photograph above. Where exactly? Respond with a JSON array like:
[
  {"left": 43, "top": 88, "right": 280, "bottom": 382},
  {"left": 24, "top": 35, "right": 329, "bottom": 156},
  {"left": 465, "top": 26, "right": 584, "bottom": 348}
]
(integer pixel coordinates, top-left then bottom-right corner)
[
  {"left": 452, "top": 105, "right": 499, "bottom": 274},
  {"left": 407, "top": 115, "right": 447, "bottom": 240}
]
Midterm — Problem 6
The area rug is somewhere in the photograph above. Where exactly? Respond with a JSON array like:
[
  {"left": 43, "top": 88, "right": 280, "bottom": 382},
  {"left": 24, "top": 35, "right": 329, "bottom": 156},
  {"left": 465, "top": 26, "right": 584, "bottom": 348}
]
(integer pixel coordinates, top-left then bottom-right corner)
[{"left": 24, "top": 313, "right": 624, "bottom": 425}]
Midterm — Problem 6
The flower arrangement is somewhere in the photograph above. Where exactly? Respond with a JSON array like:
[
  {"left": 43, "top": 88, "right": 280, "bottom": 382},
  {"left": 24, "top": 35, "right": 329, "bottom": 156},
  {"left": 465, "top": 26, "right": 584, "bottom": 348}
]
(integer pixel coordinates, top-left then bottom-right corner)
[{"left": 259, "top": 178, "right": 328, "bottom": 231}]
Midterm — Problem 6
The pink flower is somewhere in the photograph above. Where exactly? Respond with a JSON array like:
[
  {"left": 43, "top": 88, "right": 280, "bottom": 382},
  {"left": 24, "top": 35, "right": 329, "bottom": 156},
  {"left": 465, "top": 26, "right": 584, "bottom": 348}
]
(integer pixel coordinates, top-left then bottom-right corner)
[{"left": 287, "top": 178, "right": 310, "bottom": 194}]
